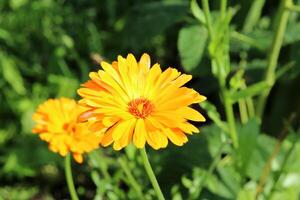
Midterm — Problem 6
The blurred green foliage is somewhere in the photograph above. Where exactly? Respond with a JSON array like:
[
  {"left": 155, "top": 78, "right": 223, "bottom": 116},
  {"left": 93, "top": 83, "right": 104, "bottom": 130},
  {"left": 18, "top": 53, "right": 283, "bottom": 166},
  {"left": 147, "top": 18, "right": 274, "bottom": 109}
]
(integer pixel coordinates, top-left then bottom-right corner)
[{"left": 0, "top": 0, "right": 300, "bottom": 199}]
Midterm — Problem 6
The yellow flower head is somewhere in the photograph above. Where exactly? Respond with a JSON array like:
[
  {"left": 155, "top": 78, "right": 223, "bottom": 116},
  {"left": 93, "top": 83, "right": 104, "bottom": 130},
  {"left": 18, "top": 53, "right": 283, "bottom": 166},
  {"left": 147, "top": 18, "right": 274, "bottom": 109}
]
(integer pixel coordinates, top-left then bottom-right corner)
[
  {"left": 32, "top": 98, "right": 103, "bottom": 163},
  {"left": 78, "top": 53, "right": 206, "bottom": 150}
]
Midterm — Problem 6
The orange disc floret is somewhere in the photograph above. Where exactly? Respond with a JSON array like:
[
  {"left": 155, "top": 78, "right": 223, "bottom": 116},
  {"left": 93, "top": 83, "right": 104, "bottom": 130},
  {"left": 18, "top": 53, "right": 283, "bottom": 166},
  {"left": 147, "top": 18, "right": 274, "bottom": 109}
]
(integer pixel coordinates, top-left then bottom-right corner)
[
  {"left": 32, "top": 98, "right": 103, "bottom": 163},
  {"left": 78, "top": 53, "right": 206, "bottom": 150}
]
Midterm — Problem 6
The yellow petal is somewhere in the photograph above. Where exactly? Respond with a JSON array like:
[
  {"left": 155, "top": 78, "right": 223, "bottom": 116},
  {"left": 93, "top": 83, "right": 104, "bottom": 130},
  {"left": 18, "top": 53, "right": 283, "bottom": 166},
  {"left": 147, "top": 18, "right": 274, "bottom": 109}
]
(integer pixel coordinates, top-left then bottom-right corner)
[
  {"left": 89, "top": 121, "right": 105, "bottom": 132},
  {"left": 101, "top": 61, "right": 122, "bottom": 84},
  {"left": 101, "top": 128, "right": 114, "bottom": 147},
  {"left": 116, "top": 118, "right": 136, "bottom": 150},
  {"left": 146, "top": 131, "right": 159, "bottom": 150},
  {"left": 112, "top": 119, "right": 135, "bottom": 141},
  {"left": 147, "top": 130, "right": 168, "bottom": 149},
  {"left": 178, "top": 122, "right": 199, "bottom": 134},
  {"left": 133, "top": 119, "right": 146, "bottom": 148},
  {"left": 73, "top": 153, "right": 83, "bottom": 164},
  {"left": 98, "top": 70, "right": 129, "bottom": 103},
  {"left": 39, "top": 132, "right": 53, "bottom": 142},
  {"left": 177, "top": 107, "right": 206, "bottom": 122},
  {"left": 151, "top": 112, "right": 185, "bottom": 128},
  {"left": 139, "top": 53, "right": 151, "bottom": 71},
  {"left": 127, "top": 53, "right": 138, "bottom": 74},
  {"left": 146, "top": 117, "right": 164, "bottom": 129},
  {"left": 164, "top": 129, "right": 187, "bottom": 146},
  {"left": 156, "top": 88, "right": 200, "bottom": 110},
  {"left": 143, "top": 63, "right": 162, "bottom": 98}
]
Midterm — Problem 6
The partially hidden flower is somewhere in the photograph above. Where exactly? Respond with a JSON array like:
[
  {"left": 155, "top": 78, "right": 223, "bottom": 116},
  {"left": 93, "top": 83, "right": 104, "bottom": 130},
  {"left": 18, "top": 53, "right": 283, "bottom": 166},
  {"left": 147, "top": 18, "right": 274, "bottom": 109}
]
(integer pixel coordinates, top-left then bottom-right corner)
[
  {"left": 32, "top": 98, "right": 103, "bottom": 163},
  {"left": 78, "top": 53, "right": 206, "bottom": 150}
]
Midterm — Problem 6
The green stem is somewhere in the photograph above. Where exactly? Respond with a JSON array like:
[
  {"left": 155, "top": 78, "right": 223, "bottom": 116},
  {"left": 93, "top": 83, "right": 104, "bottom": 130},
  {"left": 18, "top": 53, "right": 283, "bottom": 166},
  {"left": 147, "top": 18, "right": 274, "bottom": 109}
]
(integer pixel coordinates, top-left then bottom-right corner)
[
  {"left": 196, "top": 143, "right": 226, "bottom": 198},
  {"left": 222, "top": 89, "right": 239, "bottom": 148},
  {"left": 286, "top": 4, "right": 300, "bottom": 12},
  {"left": 240, "top": 82, "right": 256, "bottom": 119},
  {"left": 65, "top": 154, "right": 79, "bottom": 200},
  {"left": 202, "top": 0, "right": 214, "bottom": 39},
  {"left": 220, "top": 0, "right": 227, "bottom": 19},
  {"left": 256, "top": 0, "right": 292, "bottom": 118},
  {"left": 89, "top": 151, "right": 111, "bottom": 179},
  {"left": 140, "top": 148, "right": 165, "bottom": 200},
  {"left": 255, "top": 114, "right": 296, "bottom": 199},
  {"left": 246, "top": 97, "right": 255, "bottom": 119},
  {"left": 202, "top": 0, "right": 238, "bottom": 148},
  {"left": 267, "top": 133, "right": 299, "bottom": 200},
  {"left": 118, "top": 156, "right": 145, "bottom": 199},
  {"left": 243, "top": 0, "right": 266, "bottom": 32},
  {"left": 238, "top": 99, "right": 249, "bottom": 124},
  {"left": 231, "top": 31, "right": 263, "bottom": 50}
]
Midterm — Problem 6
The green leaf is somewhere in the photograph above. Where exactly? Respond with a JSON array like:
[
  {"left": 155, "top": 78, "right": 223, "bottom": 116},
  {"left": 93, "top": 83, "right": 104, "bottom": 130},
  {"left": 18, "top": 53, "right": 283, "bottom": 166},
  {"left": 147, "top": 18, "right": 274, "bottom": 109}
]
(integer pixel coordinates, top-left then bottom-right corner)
[
  {"left": 171, "top": 185, "right": 183, "bottom": 200},
  {"left": 287, "top": 41, "right": 300, "bottom": 80},
  {"left": 230, "top": 81, "right": 270, "bottom": 103},
  {"left": 124, "top": 1, "right": 188, "bottom": 48},
  {"left": 246, "top": 134, "right": 277, "bottom": 181},
  {"left": 236, "top": 119, "right": 259, "bottom": 177},
  {"left": 275, "top": 61, "right": 295, "bottom": 80},
  {"left": 47, "top": 74, "right": 79, "bottom": 98},
  {"left": 237, "top": 183, "right": 256, "bottom": 200},
  {"left": 190, "top": 0, "right": 206, "bottom": 24},
  {"left": 0, "top": 54, "right": 26, "bottom": 95},
  {"left": 61, "top": 34, "right": 74, "bottom": 49},
  {"left": 200, "top": 101, "right": 228, "bottom": 132},
  {"left": 230, "top": 69, "right": 245, "bottom": 90},
  {"left": 217, "top": 166, "right": 241, "bottom": 197},
  {"left": 10, "top": 0, "right": 28, "bottom": 9},
  {"left": 182, "top": 176, "right": 193, "bottom": 188},
  {"left": 231, "top": 30, "right": 272, "bottom": 52},
  {"left": 284, "top": 22, "right": 300, "bottom": 45},
  {"left": 270, "top": 188, "right": 300, "bottom": 200},
  {"left": 178, "top": 25, "right": 208, "bottom": 72},
  {"left": 248, "top": 30, "right": 272, "bottom": 50},
  {"left": 0, "top": 128, "right": 13, "bottom": 145},
  {"left": 0, "top": 186, "right": 38, "bottom": 200}
]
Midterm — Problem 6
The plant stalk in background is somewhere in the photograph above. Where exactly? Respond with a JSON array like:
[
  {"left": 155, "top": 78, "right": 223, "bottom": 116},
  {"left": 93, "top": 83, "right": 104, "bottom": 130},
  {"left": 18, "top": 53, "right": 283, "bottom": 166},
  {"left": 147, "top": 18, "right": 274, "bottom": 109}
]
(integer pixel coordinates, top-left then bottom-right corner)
[
  {"left": 140, "top": 148, "right": 165, "bottom": 200},
  {"left": 118, "top": 156, "right": 145, "bottom": 199},
  {"left": 65, "top": 154, "right": 79, "bottom": 200},
  {"left": 201, "top": 0, "right": 239, "bottom": 148},
  {"left": 256, "top": 0, "right": 292, "bottom": 118}
]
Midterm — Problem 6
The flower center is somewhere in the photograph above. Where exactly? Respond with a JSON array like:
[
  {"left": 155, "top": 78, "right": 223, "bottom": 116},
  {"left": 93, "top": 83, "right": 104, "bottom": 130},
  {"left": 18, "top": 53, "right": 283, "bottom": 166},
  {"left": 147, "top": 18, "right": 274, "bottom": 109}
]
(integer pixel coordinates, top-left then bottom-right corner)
[
  {"left": 63, "top": 122, "right": 76, "bottom": 133},
  {"left": 128, "top": 98, "right": 154, "bottom": 119}
]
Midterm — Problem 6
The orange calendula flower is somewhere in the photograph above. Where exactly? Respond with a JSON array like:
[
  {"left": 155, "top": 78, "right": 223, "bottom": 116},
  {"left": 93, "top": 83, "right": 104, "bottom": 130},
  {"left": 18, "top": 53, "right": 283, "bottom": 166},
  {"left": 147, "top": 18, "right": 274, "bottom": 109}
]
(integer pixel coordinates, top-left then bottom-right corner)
[
  {"left": 78, "top": 53, "right": 206, "bottom": 150},
  {"left": 32, "top": 98, "right": 103, "bottom": 163}
]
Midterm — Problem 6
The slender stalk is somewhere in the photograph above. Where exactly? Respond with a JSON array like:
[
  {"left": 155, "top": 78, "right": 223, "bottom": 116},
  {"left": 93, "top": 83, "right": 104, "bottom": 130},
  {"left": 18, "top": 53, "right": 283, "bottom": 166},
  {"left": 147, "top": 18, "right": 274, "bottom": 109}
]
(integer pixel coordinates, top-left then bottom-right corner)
[
  {"left": 201, "top": 0, "right": 214, "bottom": 38},
  {"left": 89, "top": 151, "right": 111, "bottom": 179},
  {"left": 231, "top": 31, "right": 263, "bottom": 50},
  {"left": 65, "top": 154, "right": 79, "bottom": 200},
  {"left": 202, "top": 0, "right": 238, "bottom": 148},
  {"left": 246, "top": 97, "right": 255, "bottom": 118},
  {"left": 220, "top": 0, "right": 227, "bottom": 19},
  {"left": 222, "top": 89, "right": 238, "bottom": 148},
  {"left": 255, "top": 114, "right": 296, "bottom": 199},
  {"left": 195, "top": 143, "right": 226, "bottom": 198},
  {"left": 243, "top": 0, "right": 266, "bottom": 32},
  {"left": 238, "top": 99, "right": 248, "bottom": 124},
  {"left": 267, "top": 133, "right": 299, "bottom": 200},
  {"left": 118, "top": 156, "right": 145, "bottom": 199},
  {"left": 140, "top": 148, "right": 165, "bottom": 200},
  {"left": 287, "top": 4, "right": 300, "bottom": 12},
  {"left": 256, "top": 0, "right": 292, "bottom": 118},
  {"left": 241, "top": 82, "right": 255, "bottom": 119}
]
